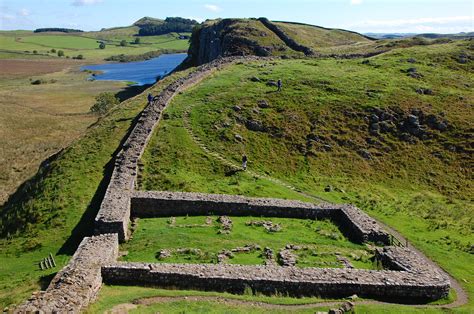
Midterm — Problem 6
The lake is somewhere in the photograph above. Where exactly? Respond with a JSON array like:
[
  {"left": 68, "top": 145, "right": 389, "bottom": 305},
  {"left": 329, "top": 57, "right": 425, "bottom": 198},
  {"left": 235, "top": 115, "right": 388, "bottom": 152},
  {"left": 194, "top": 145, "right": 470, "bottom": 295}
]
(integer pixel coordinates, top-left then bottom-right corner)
[{"left": 81, "top": 53, "right": 187, "bottom": 86}]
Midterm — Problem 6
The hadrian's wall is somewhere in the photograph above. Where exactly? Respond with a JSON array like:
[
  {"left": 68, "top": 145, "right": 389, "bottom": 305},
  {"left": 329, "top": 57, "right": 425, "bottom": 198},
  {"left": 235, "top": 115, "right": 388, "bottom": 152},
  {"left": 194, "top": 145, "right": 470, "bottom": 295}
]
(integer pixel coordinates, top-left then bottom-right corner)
[
  {"left": 102, "top": 247, "right": 449, "bottom": 301},
  {"left": 15, "top": 234, "right": 118, "bottom": 313},
  {"left": 94, "top": 57, "right": 260, "bottom": 241},
  {"left": 131, "top": 191, "right": 391, "bottom": 244}
]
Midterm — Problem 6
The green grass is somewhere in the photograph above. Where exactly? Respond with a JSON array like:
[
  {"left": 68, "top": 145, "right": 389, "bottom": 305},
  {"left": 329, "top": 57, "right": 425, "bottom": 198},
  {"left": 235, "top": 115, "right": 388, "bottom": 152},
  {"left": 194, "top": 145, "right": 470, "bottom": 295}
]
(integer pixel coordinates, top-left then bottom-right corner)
[
  {"left": 121, "top": 216, "right": 375, "bottom": 268},
  {"left": 0, "top": 70, "right": 192, "bottom": 308},
  {"left": 0, "top": 31, "right": 189, "bottom": 61},
  {"left": 88, "top": 285, "right": 334, "bottom": 313},
  {"left": 138, "top": 40, "right": 473, "bottom": 312}
]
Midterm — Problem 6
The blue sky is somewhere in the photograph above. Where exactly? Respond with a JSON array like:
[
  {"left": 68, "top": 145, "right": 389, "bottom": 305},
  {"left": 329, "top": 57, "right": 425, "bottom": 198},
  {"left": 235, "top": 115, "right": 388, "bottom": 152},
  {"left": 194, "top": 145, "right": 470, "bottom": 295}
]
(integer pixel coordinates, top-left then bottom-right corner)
[{"left": 0, "top": 0, "right": 473, "bottom": 33}]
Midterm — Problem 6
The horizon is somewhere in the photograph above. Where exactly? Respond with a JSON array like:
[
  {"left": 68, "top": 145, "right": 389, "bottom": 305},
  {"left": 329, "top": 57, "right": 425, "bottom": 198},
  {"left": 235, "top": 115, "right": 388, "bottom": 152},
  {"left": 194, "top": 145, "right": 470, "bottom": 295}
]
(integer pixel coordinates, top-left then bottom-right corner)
[{"left": 0, "top": 0, "right": 473, "bottom": 34}]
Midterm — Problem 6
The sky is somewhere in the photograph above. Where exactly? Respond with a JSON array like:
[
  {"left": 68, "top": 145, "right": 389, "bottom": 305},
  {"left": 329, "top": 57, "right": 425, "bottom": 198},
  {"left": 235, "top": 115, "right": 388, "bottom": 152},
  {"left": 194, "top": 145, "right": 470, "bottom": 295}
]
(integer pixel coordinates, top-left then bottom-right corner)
[{"left": 0, "top": 0, "right": 473, "bottom": 34}]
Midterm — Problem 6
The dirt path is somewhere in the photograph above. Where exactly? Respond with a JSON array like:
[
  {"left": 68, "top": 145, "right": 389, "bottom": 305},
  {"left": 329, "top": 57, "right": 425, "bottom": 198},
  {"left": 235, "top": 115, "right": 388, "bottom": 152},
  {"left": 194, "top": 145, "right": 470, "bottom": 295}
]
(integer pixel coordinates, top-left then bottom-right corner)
[
  {"left": 180, "top": 107, "right": 469, "bottom": 309},
  {"left": 109, "top": 293, "right": 468, "bottom": 313}
]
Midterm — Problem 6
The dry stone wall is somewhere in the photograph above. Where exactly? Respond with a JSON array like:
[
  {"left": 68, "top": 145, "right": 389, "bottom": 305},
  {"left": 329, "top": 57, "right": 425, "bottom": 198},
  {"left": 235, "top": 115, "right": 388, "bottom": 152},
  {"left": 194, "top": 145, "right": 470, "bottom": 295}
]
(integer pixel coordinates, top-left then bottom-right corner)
[
  {"left": 15, "top": 234, "right": 118, "bottom": 313},
  {"left": 131, "top": 191, "right": 391, "bottom": 244},
  {"left": 94, "top": 57, "right": 260, "bottom": 241},
  {"left": 102, "top": 246, "right": 449, "bottom": 301}
]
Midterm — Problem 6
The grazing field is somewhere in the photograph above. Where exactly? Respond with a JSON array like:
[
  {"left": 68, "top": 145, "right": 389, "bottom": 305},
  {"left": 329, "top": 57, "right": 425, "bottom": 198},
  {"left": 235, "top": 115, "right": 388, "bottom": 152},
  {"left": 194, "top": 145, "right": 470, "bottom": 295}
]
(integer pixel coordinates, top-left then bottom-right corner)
[
  {"left": 138, "top": 41, "right": 473, "bottom": 312},
  {"left": 0, "top": 59, "right": 128, "bottom": 205},
  {"left": 0, "top": 31, "right": 190, "bottom": 61},
  {"left": 122, "top": 216, "right": 376, "bottom": 269}
]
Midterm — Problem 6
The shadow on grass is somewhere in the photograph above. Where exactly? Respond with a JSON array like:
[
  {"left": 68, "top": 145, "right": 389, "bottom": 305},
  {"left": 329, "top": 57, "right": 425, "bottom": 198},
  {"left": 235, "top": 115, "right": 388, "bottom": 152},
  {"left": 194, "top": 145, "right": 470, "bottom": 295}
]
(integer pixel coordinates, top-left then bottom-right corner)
[{"left": 57, "top": 106, "right": 145, "bottom": 256}]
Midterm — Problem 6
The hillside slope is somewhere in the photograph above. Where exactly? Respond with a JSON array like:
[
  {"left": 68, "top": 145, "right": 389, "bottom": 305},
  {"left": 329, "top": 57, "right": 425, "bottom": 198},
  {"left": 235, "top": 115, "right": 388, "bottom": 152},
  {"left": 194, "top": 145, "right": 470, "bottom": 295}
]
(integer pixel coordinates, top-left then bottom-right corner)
[{"left": 140, "top": 40, "right": 474, "bottom": 312}]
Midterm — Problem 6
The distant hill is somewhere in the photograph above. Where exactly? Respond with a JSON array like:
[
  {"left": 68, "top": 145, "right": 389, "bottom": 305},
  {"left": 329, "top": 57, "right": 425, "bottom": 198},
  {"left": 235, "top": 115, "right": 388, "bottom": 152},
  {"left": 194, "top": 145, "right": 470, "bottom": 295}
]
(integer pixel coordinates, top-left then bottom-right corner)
[
  {"left": 133, "top": 17, "right": 165, "bottom": 27},
  {"left": 366, "top": 32, "right": 474, "bottom": 40},
  {"left": 186, "top": 18, "right": 376, "bottom": 65}
]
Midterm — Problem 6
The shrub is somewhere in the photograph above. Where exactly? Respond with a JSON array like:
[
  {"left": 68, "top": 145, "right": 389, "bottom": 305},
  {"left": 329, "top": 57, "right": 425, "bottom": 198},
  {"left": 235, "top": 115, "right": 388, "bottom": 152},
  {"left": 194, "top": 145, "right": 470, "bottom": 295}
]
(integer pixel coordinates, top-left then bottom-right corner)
[
  {"left": 57, "top": 50, "right": 64, "bottom": 57},
  {"left": 99, "top": 42, "right": 106, "bottom": 49},
  {"left": 120, "top": 40, "right": 127, "bottom": 47},
  {"left": 73, "top": 54, "right": 84, "bottom": 60},
  {"left": 134, "top": 37, "right": 141, "bottom": 44},
  {"left": 33, "top": 50, "right": 38, "bottom": 54},
  {"left": 31, "top": 79, "right": 45, "bottom": 85},
  {"left": 51, "top": 48, "right": 56, "bottom": 53},
  {"left": 90, "top": 92, "right": 119, "bottom": 114}
]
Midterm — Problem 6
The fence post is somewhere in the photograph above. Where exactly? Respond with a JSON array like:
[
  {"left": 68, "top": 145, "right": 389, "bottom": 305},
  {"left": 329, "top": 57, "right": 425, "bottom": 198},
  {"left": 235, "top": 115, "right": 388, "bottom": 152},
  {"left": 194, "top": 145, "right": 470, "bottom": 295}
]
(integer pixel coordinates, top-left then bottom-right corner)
[{"left": 49, "top": 253, "right": 56, "bottom": 267}]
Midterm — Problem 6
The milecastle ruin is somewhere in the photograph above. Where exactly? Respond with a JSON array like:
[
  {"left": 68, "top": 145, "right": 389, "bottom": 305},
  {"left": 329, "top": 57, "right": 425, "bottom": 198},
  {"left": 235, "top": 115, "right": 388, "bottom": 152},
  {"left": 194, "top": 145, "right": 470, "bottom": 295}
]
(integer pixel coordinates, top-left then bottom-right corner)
[{"left": 16, "top": 57, "right": 451, "bottom": 313}]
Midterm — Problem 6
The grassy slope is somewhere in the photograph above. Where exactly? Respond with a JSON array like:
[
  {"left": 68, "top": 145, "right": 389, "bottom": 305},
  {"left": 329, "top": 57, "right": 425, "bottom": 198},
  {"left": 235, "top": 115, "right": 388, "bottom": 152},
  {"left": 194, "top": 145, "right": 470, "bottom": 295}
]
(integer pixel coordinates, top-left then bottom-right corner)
[
  {"left": 0, "top": 60, "right": 127, "bottom": 205},
  {"left": 122, "top": 216, "right": 375, "bottom": 269},
  {"left": 137, "top": 41, "right": 473, "bottom": 312},
  {"left": 0, "top": 71, "right": 191, "bottom": 308},
  {"left": 274, "top": 21, "right": 372, "bottom": 48}
]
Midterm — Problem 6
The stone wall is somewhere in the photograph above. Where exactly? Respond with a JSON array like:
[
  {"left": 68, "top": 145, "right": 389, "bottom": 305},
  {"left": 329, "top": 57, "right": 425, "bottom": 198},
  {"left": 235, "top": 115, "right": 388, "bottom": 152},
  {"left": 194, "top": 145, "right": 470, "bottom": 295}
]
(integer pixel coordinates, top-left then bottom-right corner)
[
  {"left": 15, "top": 234, "right": 118, "bottom": 313},
  {"left": 94, "top": 57, "right": 259, "bottom": 241},
  {"left": 258, "top": 18, "right": 315, "bottom": 56},
  {"left": 102, "top": 247, "right": 450, "bottom": 301},
  {"left": 131, "top": 191, "right": 391, "bottom": 244}
]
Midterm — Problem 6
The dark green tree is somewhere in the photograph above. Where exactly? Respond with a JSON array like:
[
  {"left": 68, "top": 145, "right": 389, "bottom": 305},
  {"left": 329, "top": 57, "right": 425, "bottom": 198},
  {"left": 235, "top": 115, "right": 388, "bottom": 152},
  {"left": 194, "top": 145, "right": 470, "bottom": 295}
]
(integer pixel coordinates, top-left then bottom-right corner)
[
  {"left": 134, "top": 37, "right": 141, "bottom": 44},
  {"left": 57, "top": 50, "right": 64, "bottom": 57},
  {"left": 99, "top": 42, "right": 106, "bottom": 49},
  {"left": 120, "top": 40, "right": 127, "bottom": 46}
]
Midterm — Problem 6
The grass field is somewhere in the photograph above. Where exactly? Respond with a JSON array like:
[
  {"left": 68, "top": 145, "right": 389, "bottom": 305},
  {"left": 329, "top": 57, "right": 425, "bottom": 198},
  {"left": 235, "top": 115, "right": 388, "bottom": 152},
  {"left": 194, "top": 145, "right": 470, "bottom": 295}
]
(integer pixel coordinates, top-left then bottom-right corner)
[
  {"left": 122, "top": 216, "right": 375, "bottom": 269},
  {"left": 0, "top": 59, "right": 129, "bottom": 205},
  {"left": 0, "top": 31, "right": 190, "bottom": 61},
  {"left": 136, "top": 40, "right": 473, "bottom": 312}
]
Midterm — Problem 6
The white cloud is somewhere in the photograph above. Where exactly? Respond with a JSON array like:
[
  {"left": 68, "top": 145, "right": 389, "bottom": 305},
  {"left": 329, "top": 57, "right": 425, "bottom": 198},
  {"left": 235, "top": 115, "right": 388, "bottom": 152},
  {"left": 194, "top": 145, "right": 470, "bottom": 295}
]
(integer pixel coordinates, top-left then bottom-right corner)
[
  {"left": 350, "top": 0, "right": 362, "bottom": 5},
  {"left": 72, "top": 0, "right": 103, "bottom": 6},
  {"left": 204, "top": 4, "right": 221, "bottom": 12},
  {"left": 0, "top": 13, "right": 15, "bottom": 21},
  {"left": 19, "top": 8, "right": 30, "bottom": 17}
]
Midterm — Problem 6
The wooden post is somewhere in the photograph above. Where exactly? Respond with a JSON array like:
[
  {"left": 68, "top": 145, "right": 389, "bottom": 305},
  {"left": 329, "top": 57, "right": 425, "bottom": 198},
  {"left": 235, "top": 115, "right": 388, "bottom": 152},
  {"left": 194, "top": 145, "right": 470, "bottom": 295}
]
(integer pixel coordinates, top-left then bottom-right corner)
[
  {"left": 49, "top": 253, "right": 56, "bottom": 267},
  {"left": 39, "top": 261, "right": 44, "bottom": 270}
]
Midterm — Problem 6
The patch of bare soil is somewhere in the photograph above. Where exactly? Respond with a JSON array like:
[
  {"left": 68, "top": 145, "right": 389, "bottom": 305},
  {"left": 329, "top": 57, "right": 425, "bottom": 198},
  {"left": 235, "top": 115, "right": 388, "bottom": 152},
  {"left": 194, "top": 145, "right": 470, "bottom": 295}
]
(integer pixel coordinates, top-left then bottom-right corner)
[{"left": 0, "top": 59, "right": 78, "bottom": 77}]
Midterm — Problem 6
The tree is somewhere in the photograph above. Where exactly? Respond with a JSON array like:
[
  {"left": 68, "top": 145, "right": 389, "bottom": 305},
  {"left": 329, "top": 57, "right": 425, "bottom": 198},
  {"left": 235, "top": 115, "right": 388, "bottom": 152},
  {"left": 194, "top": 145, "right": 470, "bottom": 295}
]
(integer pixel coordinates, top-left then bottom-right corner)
[
  {"left": 57, "top": 50, "right": 64, "bottom": 57},
  {"left": 134, "top": 37, "right": 141, "bottom": 44},
  {"left": 51, "top": 48, "right": 56, "bottom": 53},
  {"left": 120, "top": 40, "right": 127, "bottom": 47},
  {"left": 90, "top": 92, "right": 119, "bottom": 115},
  {"left": 99, "top": 42, "right": 106, "bottom": 49}
]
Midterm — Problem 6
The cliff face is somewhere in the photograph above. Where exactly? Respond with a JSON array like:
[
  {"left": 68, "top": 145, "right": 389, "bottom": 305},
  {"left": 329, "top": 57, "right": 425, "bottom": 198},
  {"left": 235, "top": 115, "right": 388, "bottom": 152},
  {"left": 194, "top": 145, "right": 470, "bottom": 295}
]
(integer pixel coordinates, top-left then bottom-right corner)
[{"left": 186, "top": 19, "right": 291, "bottom": 66}]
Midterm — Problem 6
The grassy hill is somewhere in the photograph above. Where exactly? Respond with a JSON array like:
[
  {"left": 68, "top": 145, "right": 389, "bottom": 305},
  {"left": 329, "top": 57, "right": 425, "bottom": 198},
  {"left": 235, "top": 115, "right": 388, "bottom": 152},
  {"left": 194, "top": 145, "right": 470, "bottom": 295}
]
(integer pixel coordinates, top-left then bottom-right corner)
[{"left": 135, "top": 40, "right": 473, "bottom": 312}]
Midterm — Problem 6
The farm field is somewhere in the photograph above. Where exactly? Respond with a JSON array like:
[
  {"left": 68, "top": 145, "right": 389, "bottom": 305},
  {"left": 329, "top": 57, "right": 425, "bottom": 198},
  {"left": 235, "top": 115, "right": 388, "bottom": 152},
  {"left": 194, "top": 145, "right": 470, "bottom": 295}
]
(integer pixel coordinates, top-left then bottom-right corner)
[
  {"left": 0, "top": 58, "right": 127, "bottom": 205},
  {"left": 0, "top": 31, "right": 190, "bottom": 61}
]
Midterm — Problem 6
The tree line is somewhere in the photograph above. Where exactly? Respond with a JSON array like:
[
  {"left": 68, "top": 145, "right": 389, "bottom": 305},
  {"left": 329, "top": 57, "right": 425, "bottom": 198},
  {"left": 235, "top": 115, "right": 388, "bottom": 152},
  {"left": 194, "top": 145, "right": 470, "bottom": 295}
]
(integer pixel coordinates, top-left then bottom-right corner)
[
  {"left": 34, "top": 28, "right": 84, "bottom": 33},
  {"left": 138, "top": 17, "right": 198, "bottom": 36}
]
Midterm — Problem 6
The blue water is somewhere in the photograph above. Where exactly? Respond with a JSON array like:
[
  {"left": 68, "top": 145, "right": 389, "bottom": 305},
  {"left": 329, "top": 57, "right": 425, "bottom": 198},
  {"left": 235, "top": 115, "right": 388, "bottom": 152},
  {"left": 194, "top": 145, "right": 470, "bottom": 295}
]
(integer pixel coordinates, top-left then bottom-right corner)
[{"left": 81, "top": 53, "right": 187, "bottom": 86}]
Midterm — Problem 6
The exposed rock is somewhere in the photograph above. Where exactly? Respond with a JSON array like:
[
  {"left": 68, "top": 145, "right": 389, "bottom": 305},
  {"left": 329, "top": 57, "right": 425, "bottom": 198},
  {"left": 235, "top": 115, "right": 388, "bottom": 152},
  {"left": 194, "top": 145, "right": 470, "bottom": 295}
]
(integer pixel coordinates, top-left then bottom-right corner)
[
  {"left": 234, "top": 134, "right": 243, "bottom": 142},
  {"left": 217, "top": 216, "right": 233, "bottom": 234},
  {"left": 157, "top": 249, "right": 172, "bottom": 259},
  {"left": 232, "top": 105, "right": 242, "bottom": 112},
  {"left": 246, "top": 220, "right": 282, "bottom": 232},
  {"left": 257, "top": 99, "right": 270, "bottom": 108},
  {"left": 278, "top": 249, "right": 297, "bottom": 267},
  {"left": 266, "top": 80, "right": 278, "bottom": 87},
  {"left": 250, "top": 76, "right": 261, "bottom": 82},
  {"left": 416, "top": 88, "right": 434, "bottom": 95},
  {"left": 358, "top": 149, "right": 372, "bottom": 160},
  {"left": 245, "top": 119, "right": 266, "bottom": 132},
  {"left": 324, "top": 185, "right": 333, "bottom": 192}
]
